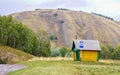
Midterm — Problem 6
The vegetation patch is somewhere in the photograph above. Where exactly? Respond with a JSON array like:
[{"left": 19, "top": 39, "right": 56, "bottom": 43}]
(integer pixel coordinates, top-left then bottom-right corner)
[
  {"left": 0, "top": 45, "right": 34, "bottom": 64},
  {"left": 8, "top": 60, "right": 120, "bottom": 75},
  {"left": 101, "top": 44, "right": 120, "bottom": 59},
  {"left": 0, "top": 15, "right": 51, "bottom": 57},
  {"left": 51, "top": 47, "right": 70, "bottom": 57}
]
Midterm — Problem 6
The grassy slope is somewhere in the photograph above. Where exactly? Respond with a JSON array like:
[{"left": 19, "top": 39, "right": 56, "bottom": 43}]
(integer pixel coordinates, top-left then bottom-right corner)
[
  {"left": 0, "top": 45, "right": 34, "bottom": 64},
  {"left": 12, "top": 9, "right": 120, "bottom": 47},
  {"left": 8, "top": 60, "right": 120, "bottom": 75}
]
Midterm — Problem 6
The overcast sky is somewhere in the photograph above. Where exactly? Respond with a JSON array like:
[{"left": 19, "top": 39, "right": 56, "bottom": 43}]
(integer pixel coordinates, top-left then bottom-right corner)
[{"left": 0, "top": 0, "right": 120, "bottom": 20}]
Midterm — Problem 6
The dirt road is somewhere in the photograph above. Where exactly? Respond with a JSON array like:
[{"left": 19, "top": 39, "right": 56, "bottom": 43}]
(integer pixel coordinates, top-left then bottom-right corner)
[{"left": 0, "top": 64, "right": 26, "bottom": 75}]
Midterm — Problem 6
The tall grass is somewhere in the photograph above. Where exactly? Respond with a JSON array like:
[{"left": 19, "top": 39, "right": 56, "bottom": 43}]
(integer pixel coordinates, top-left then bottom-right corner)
[{"left": 8, "top": 60, "right": 120, "bottom": 75}]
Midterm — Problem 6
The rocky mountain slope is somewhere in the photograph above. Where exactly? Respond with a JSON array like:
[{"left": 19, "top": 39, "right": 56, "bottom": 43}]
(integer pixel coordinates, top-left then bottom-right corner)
[{"left": 11, "top": 9, "right": 120, "bottom": 47}]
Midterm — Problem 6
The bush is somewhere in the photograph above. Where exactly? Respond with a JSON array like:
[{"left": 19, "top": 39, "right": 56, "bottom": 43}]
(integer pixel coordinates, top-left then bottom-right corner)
[
  {"left": 101, "top": 45, "right": 112, "bottom": 59},
  {"left": 100, "top": 44, "right": 120, "bottom": 60},
  {"left": 36, "top": 30, "right": 51, "bottom": 57},
  {"left": 112, "top": 44, "right": 120, "bottom": 59},
  {"left": 51, "top": 48, "right": 61, "bottom": 57},
  {"left": 59, "top": 47, "right": 69, "bottom": 57},
  {"left": 60, "top": 20, "right": 64, "bottom": 24},
  {"left": 91, "top": 12, "right": 114, "bottom": 20},
  {"left": 54, "top": 13, "right": 58, "bottom": 17},
  {"left": 49, "top": 35, "right": 58, "bottom": 40},
  {"left": 100, "top": 45, "right": 114, "bottom": 59}
]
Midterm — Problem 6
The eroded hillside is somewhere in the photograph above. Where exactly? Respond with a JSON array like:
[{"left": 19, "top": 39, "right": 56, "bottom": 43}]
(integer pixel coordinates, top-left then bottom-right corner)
[{"left": 12, "top": 9, "right": 120, "bottom": 47}]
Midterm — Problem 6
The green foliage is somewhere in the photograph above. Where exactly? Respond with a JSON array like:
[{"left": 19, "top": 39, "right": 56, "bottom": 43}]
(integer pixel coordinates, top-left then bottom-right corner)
[
  {"left": 112, "top": 44, "right": 120, "bottom": 59},
  {"left": 91, "top": 12, "right": 114, "bottom": 20},
  {"left": 59, "top": 47, "right": 69, "bottom": 57},
  {"left": 0, "top": 15, "right": 37, "bottom": 55},
  {"left": 49, "top": 35, "right": 58, "bottom": 40},
  {"left": 51, "top": 47, "right": 70, "bottom": 57},
  {"left": 0, "top": 15, "right": 50, "bottom": 57},
  {"left": 60, "top": 20, "right": 64, "bottom": 24},
  {"left": 37, "top": 30, "right": 51, "bottom": 57},
  {"left": 51, "top": 48, "right": 61, "bottom": 57},
  {"left": 57, "top": 8, "right": 70, "bottom": 10},
  {"left": 100, "top": 44, "right": 120, "bottom": 60},
  {"left": 100, "top": 45, "right": 114, "bottom": 59}
]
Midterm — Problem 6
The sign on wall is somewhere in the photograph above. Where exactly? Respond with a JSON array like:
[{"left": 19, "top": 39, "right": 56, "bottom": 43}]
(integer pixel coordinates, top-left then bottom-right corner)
[{"left": 80, "top": 41, "right": 84, "bottom": 49}]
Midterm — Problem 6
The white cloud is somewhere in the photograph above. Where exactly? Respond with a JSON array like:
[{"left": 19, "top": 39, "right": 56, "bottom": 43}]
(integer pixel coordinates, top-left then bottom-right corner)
[
  {"left": 21, "top": 0, "right": 55, "bottom": 5},
  {"left": 78, "top": 0, "right": 120, "bottom": 20},
  {"left": 35, "top": 0, "right": 89, "bottom": 8},
  {"left": 0, "top": 0, "right": 120, "bottom": 20}
]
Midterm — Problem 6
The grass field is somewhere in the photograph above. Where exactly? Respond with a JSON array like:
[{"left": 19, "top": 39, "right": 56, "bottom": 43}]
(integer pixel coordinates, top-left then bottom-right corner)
[{"left": 8, "top": 59, "right": 120, "bottom": 75}]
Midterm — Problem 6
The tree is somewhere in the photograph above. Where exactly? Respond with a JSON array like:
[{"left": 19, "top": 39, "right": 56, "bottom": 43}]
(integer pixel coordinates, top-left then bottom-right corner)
[
  {"left": 100, "top": 45, "right": 114, "bottom": 59},
  {"left": 60, "top": 20, "right": 64, "bottom": 24},
  {"left": 0, "top": 15, "right": 51, "bottom": 57},
  {"left": 112, "top": 44, "right": 120, "bottom": 59},
  {"left": 37, "top": 30, "right": 51, "bottom": 57},
  {"left": 49, "top": 35, "right": 58, "bottom": 40},
  {"left": 59, "top": 47, "right": 69, "bottom": 57},
  {"left": 51, "top": 48, "right": 61, "bottom": 57}
]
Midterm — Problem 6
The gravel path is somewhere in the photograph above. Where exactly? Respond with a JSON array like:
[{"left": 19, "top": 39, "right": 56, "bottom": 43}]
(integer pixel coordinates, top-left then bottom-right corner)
[{"left": 0, "top": 64, "right": 26, "bottom": 75}]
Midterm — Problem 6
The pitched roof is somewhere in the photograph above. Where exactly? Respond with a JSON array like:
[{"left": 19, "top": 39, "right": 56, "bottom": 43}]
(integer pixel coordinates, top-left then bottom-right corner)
[{"left": 72, "top": 40, "right": 101, "bottom": 51}]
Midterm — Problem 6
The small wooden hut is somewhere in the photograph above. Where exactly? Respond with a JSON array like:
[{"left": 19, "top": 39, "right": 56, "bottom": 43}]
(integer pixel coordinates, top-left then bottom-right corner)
[{"left": 72, "top": 40, "right": 101, "bottom": 61}]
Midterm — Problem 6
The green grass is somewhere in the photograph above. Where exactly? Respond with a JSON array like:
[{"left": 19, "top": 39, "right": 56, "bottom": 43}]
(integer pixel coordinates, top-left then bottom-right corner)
[{"left": 8, "top": 60, "right": 120, "bottom": 75}]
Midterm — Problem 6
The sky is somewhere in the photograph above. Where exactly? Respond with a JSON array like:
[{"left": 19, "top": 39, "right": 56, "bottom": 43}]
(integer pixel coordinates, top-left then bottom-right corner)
[{"left": 0, "top": 0, "right": 120, "bottom": 21}]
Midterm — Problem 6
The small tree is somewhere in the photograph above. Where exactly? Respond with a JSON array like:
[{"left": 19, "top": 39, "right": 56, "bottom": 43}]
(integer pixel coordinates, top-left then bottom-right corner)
[
  {"left": 37, "top": 30, "right": 51, "bottom": 57},
  {"left": 59, "top": 47, "right": 69, "bottom": 57},
  {"left": 51, "top": 48, "right": 61, "bottom": 57},
  {"left": 60, "top": 20, "right": 64, "bottom": 24},
  {"left": 54, "top": 13, "right": 58, "bottom": 17},
  {"left": 49, "top": 35, "right": 58, "bottom": 40},
  {"left": 112, "top": 44, "right": 120, "bottom": 59},
  {"left": 100, "top": 45, "right": 114, "bottom": 59}
]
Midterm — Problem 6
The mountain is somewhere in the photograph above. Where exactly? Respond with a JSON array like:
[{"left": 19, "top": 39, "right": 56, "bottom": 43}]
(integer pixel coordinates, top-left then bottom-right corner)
[{"left": 11, "top": 9, "right": 120, "bottom": 47}]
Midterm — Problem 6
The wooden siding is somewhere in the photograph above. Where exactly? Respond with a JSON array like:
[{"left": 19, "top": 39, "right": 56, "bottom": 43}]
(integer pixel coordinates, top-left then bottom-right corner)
[
  {"left": 74, "top": 52, "right": 76, "bottom": 61},
  {"left": 81, "top": 50, "right": 98, "bottom": 61}
]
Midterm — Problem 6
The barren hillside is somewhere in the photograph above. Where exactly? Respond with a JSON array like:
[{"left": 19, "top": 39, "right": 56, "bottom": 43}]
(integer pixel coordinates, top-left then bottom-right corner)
[{"left": 11, "top": 9, "right": 120, "bottom": 47}]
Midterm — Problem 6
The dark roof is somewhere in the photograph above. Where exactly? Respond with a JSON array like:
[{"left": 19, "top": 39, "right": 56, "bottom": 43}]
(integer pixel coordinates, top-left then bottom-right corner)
[{"left": 72, "top": 40, "right": 101, "bottom": 51}]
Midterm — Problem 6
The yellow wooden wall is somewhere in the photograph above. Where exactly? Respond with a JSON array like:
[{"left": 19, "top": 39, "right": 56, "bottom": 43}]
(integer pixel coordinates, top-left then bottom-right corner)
[
  {"left": 74, "top": 52, "right": 76, "bottom": 61},
  {"left": 81, "top": 50, "right": 98, "bottom": 61}
]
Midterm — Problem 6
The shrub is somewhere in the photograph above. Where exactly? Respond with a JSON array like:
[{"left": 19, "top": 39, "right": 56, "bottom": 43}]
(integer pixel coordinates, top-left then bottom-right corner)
[
  {"left": 91, "top": 12, "right": 114, "bottom": 20},
  {"left": 54, "top": 13, "right": 58, "bottom": 17},
  {"left": 51, "top": 48, "right": 61, "bottom": 57},
  {"left": 112, "top": 44, "right": 120, "bottom": 59},
  {"left": 100, "top": 45, "right": 114, "bottom": 59},
  {"left": 36, "top": 30, "right": 51, "bottom": 57},
  {"left": 60, "top": 20, "right": 64, "bottom": 24},
  {"left": 49, "top": 35, "right": 58, "bottom": 40},
  {"left": 59, "top": 47, "right": 70, "bottom": 57},
  {"left": 100, "top": 44, "right": 120, "bottom": 60}
]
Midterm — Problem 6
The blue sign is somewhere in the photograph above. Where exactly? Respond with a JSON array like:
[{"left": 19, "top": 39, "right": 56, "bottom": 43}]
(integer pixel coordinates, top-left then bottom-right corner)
[
  {"left": 80, "top": 41, "right": 84, "bottom": 49},
  {"left": 80, "top": 46, "right": 84, "bottom": 48},
  {"left": 80, "top": 41, "right": 84, "bottom": 43}
]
